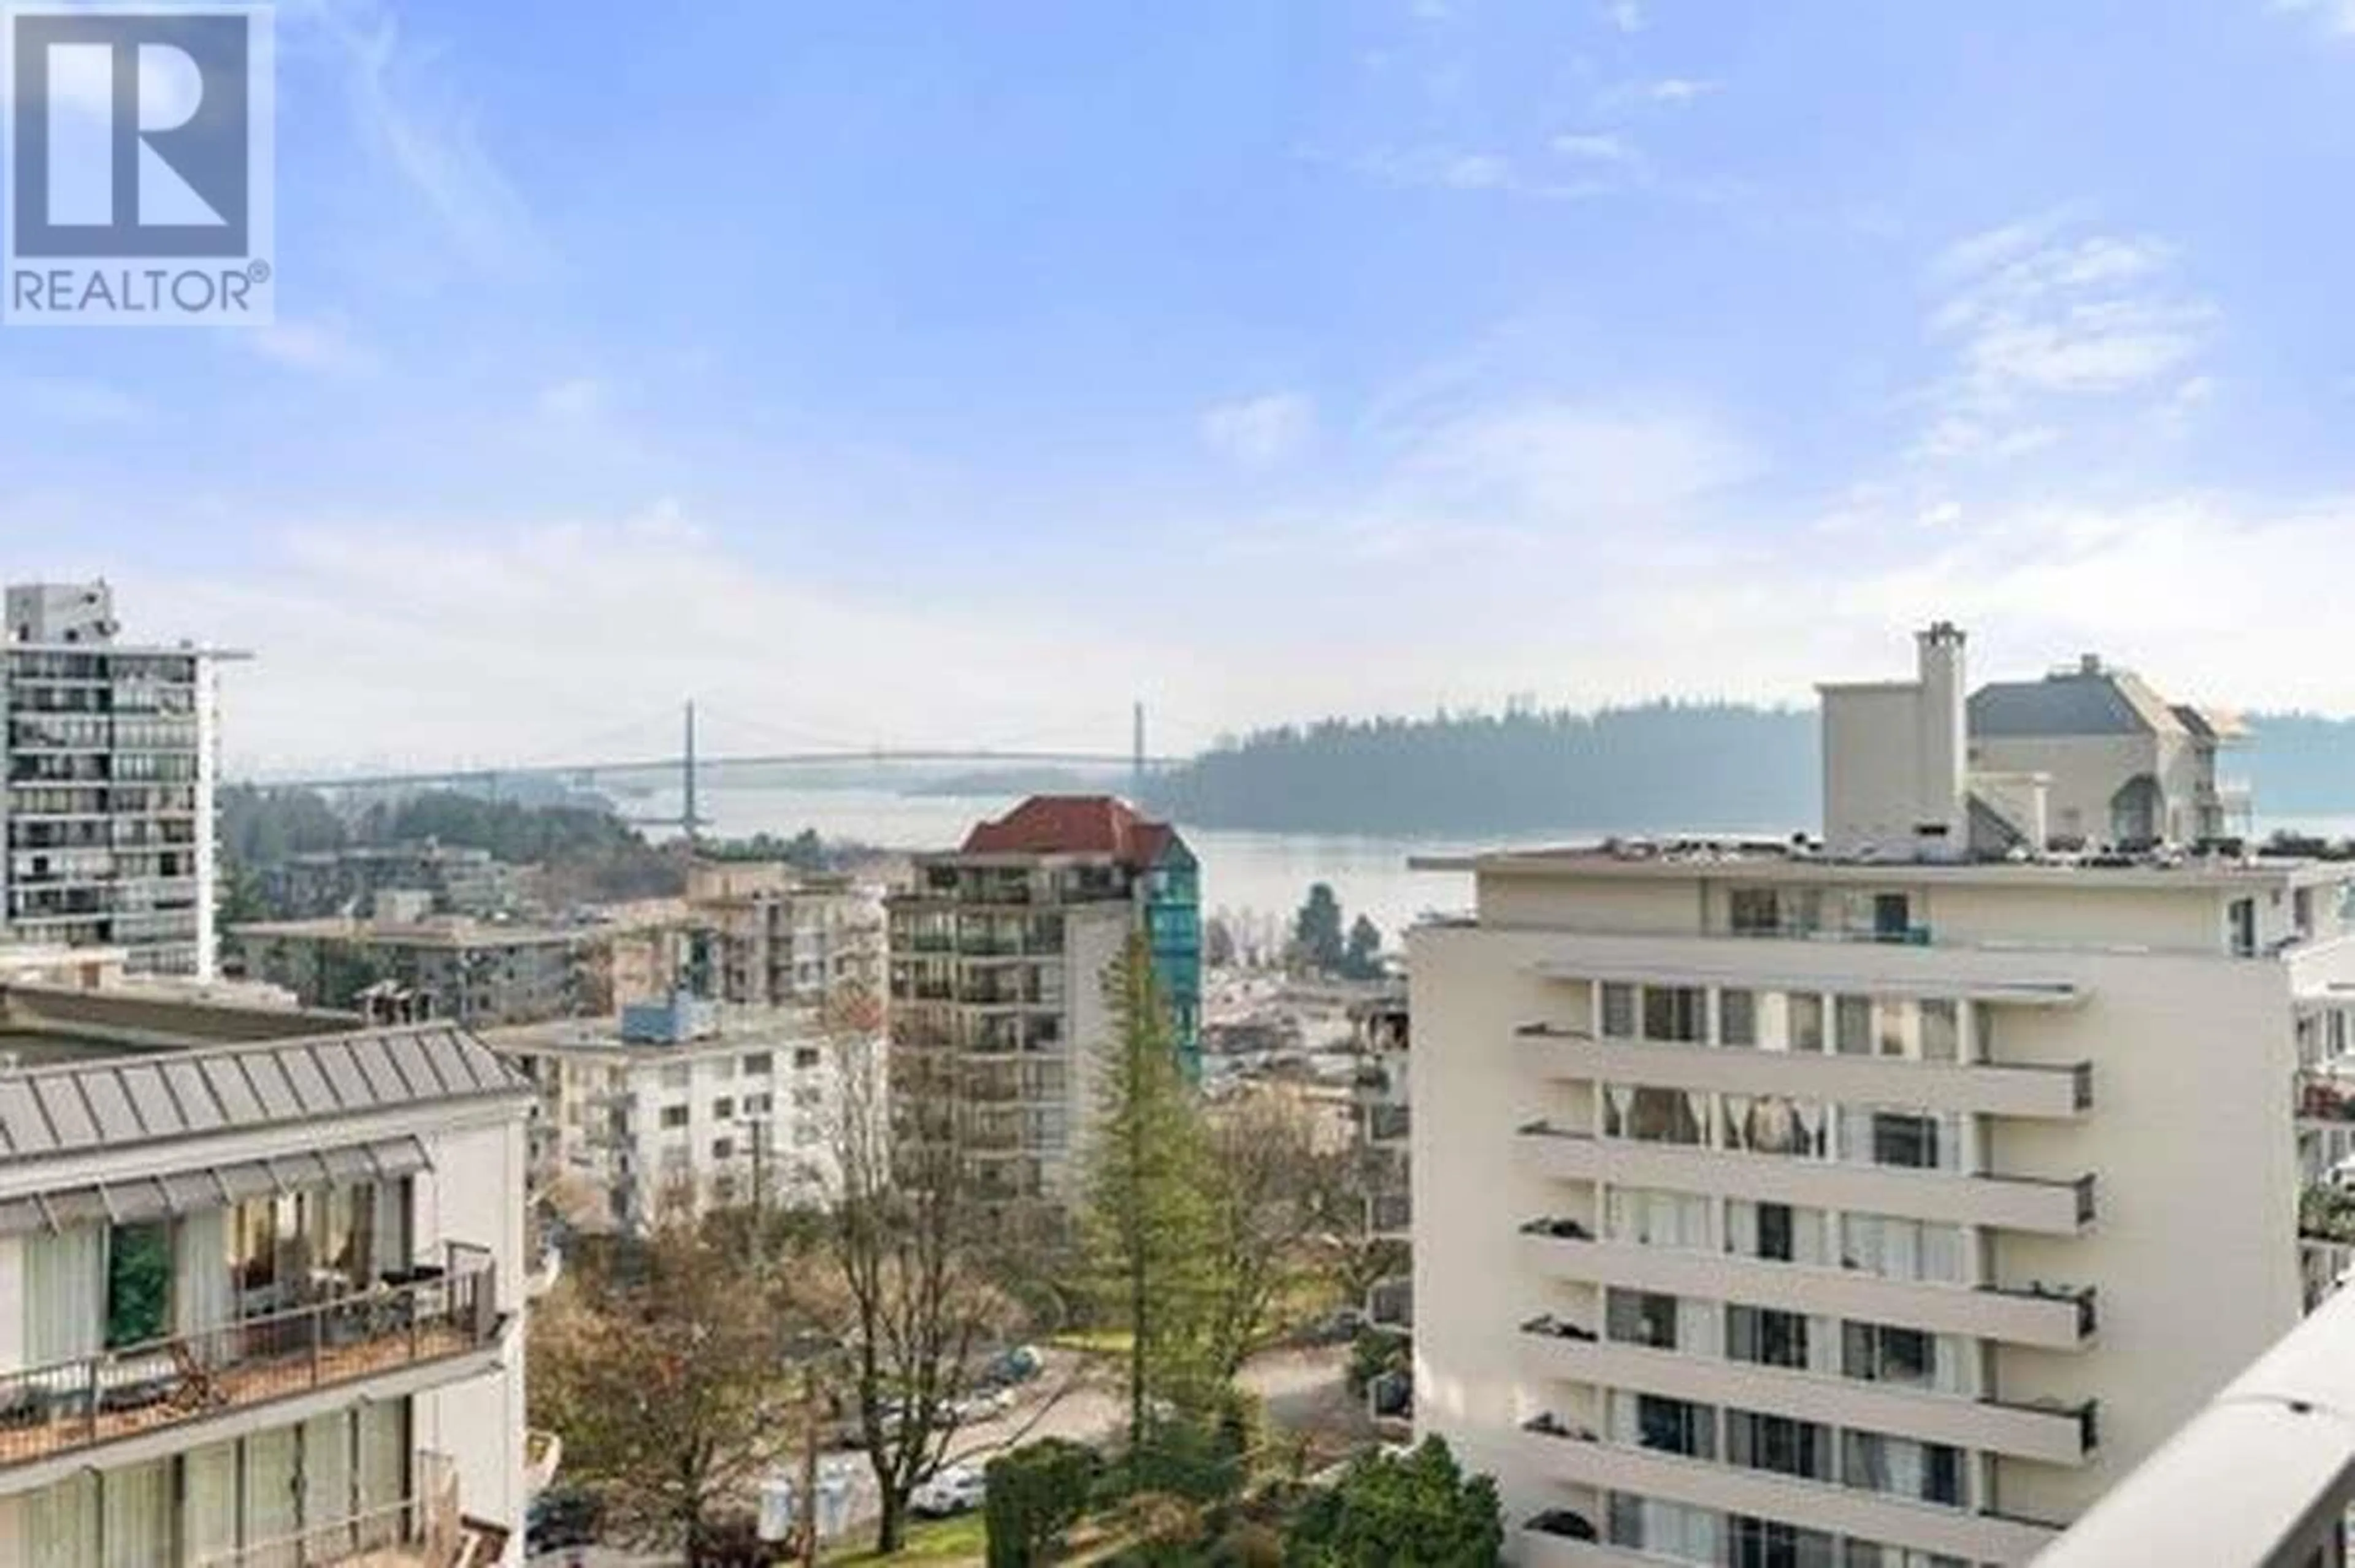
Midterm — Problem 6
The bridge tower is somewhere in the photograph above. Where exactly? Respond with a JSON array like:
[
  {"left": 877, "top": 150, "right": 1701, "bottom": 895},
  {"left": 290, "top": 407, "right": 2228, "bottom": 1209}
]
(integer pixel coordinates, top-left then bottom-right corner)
[
  {"left": 1132, "top": 700, "right": 1146, "bottom": 806},
  {"left": 683, "top": 698, "right": 702, "bottom": 846}
]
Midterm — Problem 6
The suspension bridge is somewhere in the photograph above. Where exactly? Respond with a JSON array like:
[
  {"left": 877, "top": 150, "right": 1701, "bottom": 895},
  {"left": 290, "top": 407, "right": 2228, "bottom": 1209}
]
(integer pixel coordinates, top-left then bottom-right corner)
[{"left": 237, "top": 700, "right": 1189, "bottom": 838}]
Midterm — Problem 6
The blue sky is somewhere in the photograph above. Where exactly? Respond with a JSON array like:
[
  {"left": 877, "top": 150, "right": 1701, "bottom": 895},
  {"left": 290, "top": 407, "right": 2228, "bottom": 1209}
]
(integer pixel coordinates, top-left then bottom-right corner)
[{"left": 11, "top": 0, "right": 2355, "bottom": 772}]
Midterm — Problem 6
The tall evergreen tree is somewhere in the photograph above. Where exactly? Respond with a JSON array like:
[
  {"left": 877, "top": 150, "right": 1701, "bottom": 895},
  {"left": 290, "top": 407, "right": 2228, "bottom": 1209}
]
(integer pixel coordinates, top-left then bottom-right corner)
[{"left": 1081, "top": 930, "right": 1222, "bottom": 1472}]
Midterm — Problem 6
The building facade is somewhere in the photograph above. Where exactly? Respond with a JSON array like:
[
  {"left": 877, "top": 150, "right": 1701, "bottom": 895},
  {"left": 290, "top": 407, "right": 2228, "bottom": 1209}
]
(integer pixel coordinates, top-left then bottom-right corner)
[
  {"left": 488, "top": 995, "right": 879, "bottom": 1234},
  {"left": 1410, "top": 625, "right": 2355, "bottom": 1567},
  {"left": 3, "top": 581, "right": 239, "bottom": 981},
  {"left": 683, "top": 862, "right": 884, "bottom": 1011},
  {"left": 231, "top": 917, "right": 610, "bottom": 1028},
  {"left": 258, "top": 844, "right": 519, "bottom": 922},
  {"left": 886, "top": 796, "right": 1199, "bottom": 1214},
  {"left": 0, "top": 987, "right": 537, "bottom": 1566}
]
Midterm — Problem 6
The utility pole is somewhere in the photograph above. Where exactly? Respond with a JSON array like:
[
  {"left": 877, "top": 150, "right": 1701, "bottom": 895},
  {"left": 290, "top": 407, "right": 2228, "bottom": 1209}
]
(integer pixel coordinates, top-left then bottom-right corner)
[{"left": 799, "top": 1362, "right": 822, "bottom": 1568}]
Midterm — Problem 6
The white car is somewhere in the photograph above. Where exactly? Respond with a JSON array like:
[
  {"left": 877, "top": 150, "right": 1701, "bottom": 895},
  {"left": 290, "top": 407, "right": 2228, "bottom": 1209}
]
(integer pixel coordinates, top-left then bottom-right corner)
[
  {"left": 952, "top": 1386, "right": 1016, "bottom": 1423},
  {"left": 911, "top": 1463, "right": 987, "bottom": 1517}
]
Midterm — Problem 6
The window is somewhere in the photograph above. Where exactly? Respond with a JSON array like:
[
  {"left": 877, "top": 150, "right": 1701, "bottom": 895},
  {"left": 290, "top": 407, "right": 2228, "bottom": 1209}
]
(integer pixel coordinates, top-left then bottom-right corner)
[
  {"left": 1608, "top": 1187, "right": 1710, "bottom": 1250},
  {"left": 1872, "top": 893, "right": 1912, "bottom": 940},
  {"left": 1601, "top": 983, "right": 1636, "bottom": 1038},
  {"left": 1610, "top": 1391, "right": 1717, "bottom": 1459},
  {"left": 1834, "top": 995, "right": 1874, "bottom": 1055},
  {"left": 1731, "top": 1516, "right": 1837, "bottom": 1568},
  {"left": 105, "top": 1222, "right": 171, "bottom": 1348},
  {"left": 712, "top": 1097, "right": 735, "bottom": 1122},
  {"left": 660, "top": 1104, "right": 689, "bottom": 1130},
  {"left": 1920, "top": 999, "right": 1960, "bottom": 1063},
  {"left": 1842, "top": 1321, "right": 1943, "bottom": 1390},
  {"left": 1609, "top": 1496, "right": 1720, "bottom": 1567},
  {"left": 1726, "top": 1410, "right": 1831, "bottom": 1482},
  {"left": 1727, "top": 1200, "right": 1826, "bottom": 1266},
  {"left": 713, "top": 1138, "right": 735, "bottom": 1161},
  {"left": 1606, "top": 1288, "right": 1682, "bottom": 1350},
  {"left": 660, "top": 1064, "right": 691, "bottom": 1090},
  {"left": 741, "top": 1052, "right": 773, "bottom": 1075},
  {"left": 794, "top": 1046, "right": 822, "bottom": 1069},
  {"left": 1729, "top": 888, "right": 1782, "bottom": 935},
  {"left": 1604, "top": 1085, "right": 1705, "bottom": 1145},
  {"left": 1842, "top": 1430, "right": 1967, "bottom": 1507},
  {"left": 1722, "top": 1095, "right": 1823, "bottom": 1158},
  {"left": 1842, "top": 1543, "right": 1967, "bottom": 1568},
  {"left": 1844, "top": 1108, "right": 1958, "bottom": 1171},
  {"left": 1720, "top": 989, "right": 1756, "bottom": 1047},
  {"left": 1726, "top": 1305, "right": 1812, "bottom": 1370},
  {"left": 1789, "top": 993, "right": 1825, "bottom": 1053},
  {"left": 2230, "top": 897, "right": 2258, "bottom": 957},
  {"left": 1840, "top": 1214, "right": 1965, "bottom": 1284},
  {"left": 743, "top": 1092, "right": 774, "bottom": 1116},
  {"left": 1644, "top": 985, "right": 1707, "bottom": 1043}
]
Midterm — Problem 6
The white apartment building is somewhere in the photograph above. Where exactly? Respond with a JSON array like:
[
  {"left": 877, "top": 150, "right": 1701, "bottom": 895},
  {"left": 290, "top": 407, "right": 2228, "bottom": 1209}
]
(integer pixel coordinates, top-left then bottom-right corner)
[
  {"left": 489, "top": 995, "right": 879, "bottom": 1234},
  {"left": 0, "top": 987, "right": 536, "bottom": 1566},
  {"left": 1410, "top": 625, "right": 2355, "bottom": 1567},
  {"left": 4, "top": 581, "right": 242, "bottom": 981}
]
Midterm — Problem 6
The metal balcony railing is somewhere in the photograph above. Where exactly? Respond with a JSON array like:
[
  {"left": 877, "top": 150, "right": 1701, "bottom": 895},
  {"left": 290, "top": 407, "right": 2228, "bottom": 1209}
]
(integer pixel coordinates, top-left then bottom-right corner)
[{"left": 0, "top": 1246, "right": 497, "bottom": 1470}]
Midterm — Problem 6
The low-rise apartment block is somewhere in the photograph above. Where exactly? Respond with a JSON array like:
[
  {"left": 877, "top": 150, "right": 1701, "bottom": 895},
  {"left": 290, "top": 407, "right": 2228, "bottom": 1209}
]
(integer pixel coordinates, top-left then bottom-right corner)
[
  {"left": 259, "top": 844, "right": 519, "bottom": 922},
  {"left": 0, "top": 984, "right": 537, "bottom": 1565},
  {"left": 488, "top": 994, "right": 879, "bottom": 1234},
  {"left": 1411, "top": 624, "right": 2355, "bottom": 1567},
  {"left": 886, "top": 797, "right": 1199, "bottom": 1213},
  {"left": 230, "top": 917, "right": 611, "bottom": 1027},
  {"left": 2, "top": 581, "right": 241, "bottom": 981}
]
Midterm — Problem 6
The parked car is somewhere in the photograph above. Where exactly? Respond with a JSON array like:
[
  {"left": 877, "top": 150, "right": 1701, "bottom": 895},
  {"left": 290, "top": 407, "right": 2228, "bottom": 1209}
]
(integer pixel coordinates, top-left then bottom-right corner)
[
  {"left": 952, "top": 1386, "right": 1016, "bottom": 1423},
  {"left": 911, "top": 1463, "right": 987, "bottom": 1517},
  {"left": 526, "top": 1488, "right": 600, "bottom": 1554},
  {"left": 986, "top": 1344, "right": 1044, "bottom": 1383}
]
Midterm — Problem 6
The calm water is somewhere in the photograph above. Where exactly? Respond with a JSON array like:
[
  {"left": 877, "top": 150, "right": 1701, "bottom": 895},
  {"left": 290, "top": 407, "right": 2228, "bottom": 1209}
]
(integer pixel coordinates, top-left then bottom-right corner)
[
  {"left": 653, "top": 783, "right": 1520, "bottom": 943},
  {"left": 649, "top": 782, "right": 2355, "bottom": 949}
]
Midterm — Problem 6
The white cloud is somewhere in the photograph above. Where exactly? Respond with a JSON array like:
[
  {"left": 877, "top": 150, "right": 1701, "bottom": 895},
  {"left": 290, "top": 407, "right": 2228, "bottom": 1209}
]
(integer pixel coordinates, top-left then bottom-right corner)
[
  {"left": 1914, "top": 217, "right": 2215, "bottom": 462},
  {"left": 537, "top": 377, "right": 611, "bottom": 422},
  {"left": 1605, "top": 0, "right": 1647, "bottom": 33},
  {"left": 288, "top": 0, "right": 545, "bottom": 275},
  {"left": 236, "top": 316, "right": 376, "bottom": 375},
  {"left": 1646, "top": 77, "right": 1718, "bottom": 104},
  {"left": 1200, "top": 392, "right": 1316, "bottom": 467},
  {"left": 2275, "top": 0, "right": 2355, "bottom": 35},
  {"left": 1551, "top": 132, "right": 1638, "bottom": 164}
]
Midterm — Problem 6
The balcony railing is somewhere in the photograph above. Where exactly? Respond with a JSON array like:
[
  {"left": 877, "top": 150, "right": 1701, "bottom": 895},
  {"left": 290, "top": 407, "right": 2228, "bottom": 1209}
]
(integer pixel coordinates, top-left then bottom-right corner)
[
  {"left": 196, "top": 1452, "right": 459, "bottom": 1567},
  {"left": 2297, "top": 1073, "right": 2355, "bottom": 1125},
  {"left": 0, "top": 1246, "right": 498, "bottom": 1470}
]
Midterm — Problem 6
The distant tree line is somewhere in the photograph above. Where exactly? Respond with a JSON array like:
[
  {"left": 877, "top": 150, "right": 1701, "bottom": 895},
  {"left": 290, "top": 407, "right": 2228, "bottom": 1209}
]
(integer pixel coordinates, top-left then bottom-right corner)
[
  {"left": 1145, "top": 702, "right": 1821, "bottom": 835},
  {"left": 1139, "top": 704, "right": 2355, "bottom": 836}
]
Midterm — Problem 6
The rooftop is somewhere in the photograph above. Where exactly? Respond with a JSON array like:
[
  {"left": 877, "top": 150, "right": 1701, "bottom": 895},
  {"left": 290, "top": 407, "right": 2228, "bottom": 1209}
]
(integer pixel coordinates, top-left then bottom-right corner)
[
  {"left": 1411, "top": 836, "right": 2348, "bottom": 890},
  {"left": 952, "top": 794, "right": 1178, "bottom": 864},
  {"left": 481, "top": 1003, "right": 829, "bottom": 1058},
  {"left": 1969, "top": 654, "right": 2244, "bottom": 743},
  {"left": 0, "top": 1022, "right": 528, "bottom": 1166},
  {"left": 229, "top": 915, "right": 605, "bottom": 948}
]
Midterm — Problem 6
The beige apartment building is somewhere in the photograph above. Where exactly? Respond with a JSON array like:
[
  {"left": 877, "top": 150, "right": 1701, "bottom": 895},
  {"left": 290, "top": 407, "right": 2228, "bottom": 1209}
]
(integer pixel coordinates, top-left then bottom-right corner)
[{"left": 1410, "top": 626, "right": 2355, "bottom": 1567}]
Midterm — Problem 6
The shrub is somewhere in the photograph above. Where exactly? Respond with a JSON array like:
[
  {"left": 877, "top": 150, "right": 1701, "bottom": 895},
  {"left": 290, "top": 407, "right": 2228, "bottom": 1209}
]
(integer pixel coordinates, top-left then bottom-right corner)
[{"left": 986, "top": 1437, "right": 1102, "bottom": 1568}]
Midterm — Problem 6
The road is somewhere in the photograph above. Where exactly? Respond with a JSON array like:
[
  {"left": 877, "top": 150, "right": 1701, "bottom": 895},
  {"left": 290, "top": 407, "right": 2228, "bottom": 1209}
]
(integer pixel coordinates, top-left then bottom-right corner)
[{"left": 529, "top": 1345, "right": 1364, "bottom": 1566}]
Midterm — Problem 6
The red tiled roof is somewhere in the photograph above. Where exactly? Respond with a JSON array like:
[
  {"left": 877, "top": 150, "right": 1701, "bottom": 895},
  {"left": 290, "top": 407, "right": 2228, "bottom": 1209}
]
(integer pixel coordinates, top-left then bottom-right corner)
[{"left": 960, "top": 795, "right": 1173, "bottom": 864}]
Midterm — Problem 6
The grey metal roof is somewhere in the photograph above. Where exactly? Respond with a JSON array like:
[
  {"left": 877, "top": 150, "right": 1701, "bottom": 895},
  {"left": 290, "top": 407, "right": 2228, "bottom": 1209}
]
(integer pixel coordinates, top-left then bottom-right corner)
[
  {"left": 0, "top": 1023, "right": 529, "bottom": 1165},
  {"left": 0, "top": 1135, "right": 431, "bottom": 1236},
  {"left": 1969, "top": 670, "right": 2185, "bottom": 740}
]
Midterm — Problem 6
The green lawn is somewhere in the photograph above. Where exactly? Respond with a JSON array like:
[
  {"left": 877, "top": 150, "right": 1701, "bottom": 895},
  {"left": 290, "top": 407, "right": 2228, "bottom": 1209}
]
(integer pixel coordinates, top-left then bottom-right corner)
[
  {"left": 822, "top": 1512, "right": 987, "bottom": 1565},
  {"left": 1046, "top": 1327, "right": 1135, "bottom": 1357}
]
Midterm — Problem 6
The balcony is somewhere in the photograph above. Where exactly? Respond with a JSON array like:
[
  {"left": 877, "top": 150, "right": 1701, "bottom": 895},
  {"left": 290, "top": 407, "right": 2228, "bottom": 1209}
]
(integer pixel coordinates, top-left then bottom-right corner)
[
  {"left": 1517, "top": 1122, "right": 2096, "bottom": 1237},
  {"left": 1515, "top": 1323, "right": 2098, "bottom": 1465},
  {"left": 1367, "top": 1104, "right": 1411, "bottom": 1143},
  {"left": 0, "top": 1246, "right": 500, "bottom": 1475},
  {"left": 1517, "top": 1226, "right": 2097, "bottom": 1349},
  {"left": 1519, "top": 1023, "right": 2093, "bottom": 1120},
  {"left": 2295, "top": 1071, "right": 2355, "bottom": 1127},
  {"left": 1516, "top": 1423, "right": 2062, "bottom": 1564},
  {"left": 1368, "top": 1190, "right": 1411, "bottom": 1237}
]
